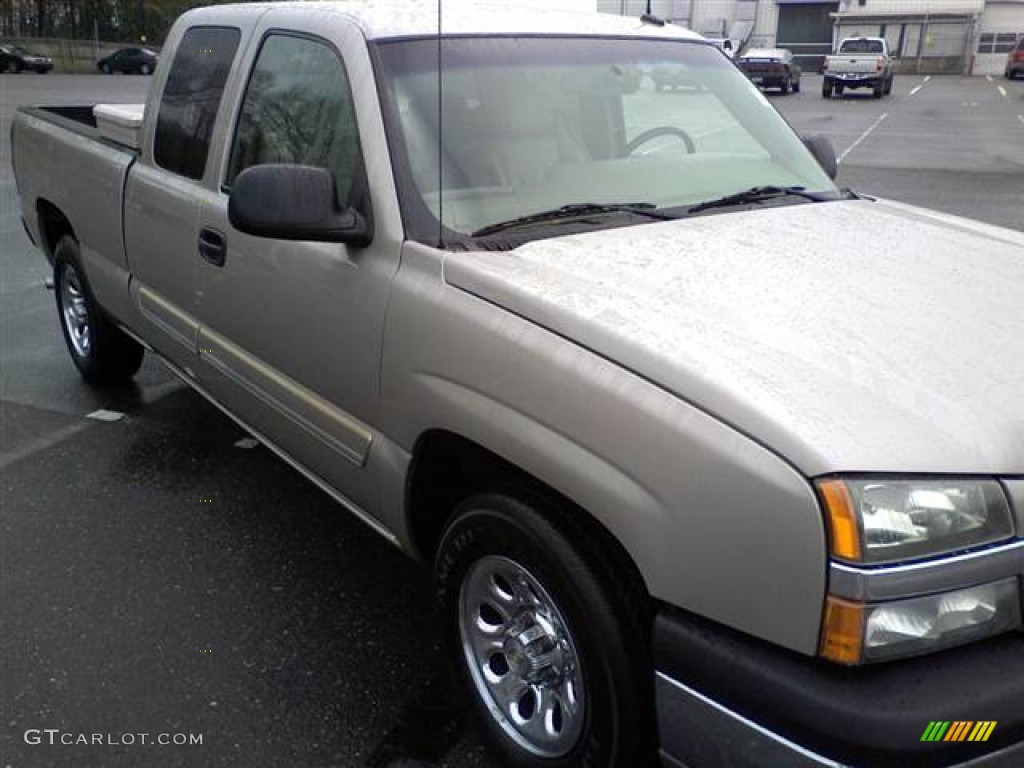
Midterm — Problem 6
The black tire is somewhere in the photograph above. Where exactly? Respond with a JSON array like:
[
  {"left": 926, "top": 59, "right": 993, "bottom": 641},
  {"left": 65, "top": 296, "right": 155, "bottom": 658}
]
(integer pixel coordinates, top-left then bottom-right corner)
[
  {"left": 792, "top": 77, "right": 801, "bottom": 93},
  {"left": 780, "top": 76, "right": 790, "bottom": 94},
  {"left": 835, "top": 83, "right": 845, "bottom": 97},
  {"left": 54, "top": 235, "right": 144, "bottom": 386},
  {"left": 822, "top": 81, "right": 833, "bottom": 99},
  {"left": 873, "top": 80, "right": 884, "bottom": 99},
  {"left": 435, "top": 493, "right": 656, "bottom": 768},
  {"left": 139, "top": 63, "right": 152, "bottom": 75},
  {"left": 100, "top": 63, "right": 112, "bottom": 74},
  {"left": 884, "top": 75, "right": 893, "bottom": 95},
  {"left": 6, "top": 60, "right": 22, "bottom": 74}
]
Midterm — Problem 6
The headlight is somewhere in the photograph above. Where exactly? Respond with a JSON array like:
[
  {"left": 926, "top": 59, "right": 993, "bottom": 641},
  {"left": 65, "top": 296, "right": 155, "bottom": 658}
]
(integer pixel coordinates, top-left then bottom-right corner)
[
  {"left": 821, "top": 578, "right": 1021, "bottom": 664},
  {"left": 818, "top": 477, "right": 1014, "bottom": 564}
]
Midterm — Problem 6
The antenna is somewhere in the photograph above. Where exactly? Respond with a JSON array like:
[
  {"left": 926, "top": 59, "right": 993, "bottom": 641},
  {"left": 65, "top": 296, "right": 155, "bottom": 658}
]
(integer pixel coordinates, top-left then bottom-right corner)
[{"left": 437, "top": 0, "right": 443, "bottom": 248}]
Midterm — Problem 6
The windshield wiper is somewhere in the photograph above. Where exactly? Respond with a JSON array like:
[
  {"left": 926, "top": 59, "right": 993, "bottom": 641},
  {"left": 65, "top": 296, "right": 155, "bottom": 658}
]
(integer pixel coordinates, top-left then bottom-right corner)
[
  {"left": 472, "top": 202, "right": 675, "bottom": 238},
  {"left": 687, "top": 186, "right": 830, "bottom": 214}
]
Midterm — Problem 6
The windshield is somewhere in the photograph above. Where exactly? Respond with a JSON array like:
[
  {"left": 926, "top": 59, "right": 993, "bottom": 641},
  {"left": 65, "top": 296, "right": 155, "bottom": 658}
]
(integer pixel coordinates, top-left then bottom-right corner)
[{"left": 376, "top": 36, "right": 839, "bottom": 246}]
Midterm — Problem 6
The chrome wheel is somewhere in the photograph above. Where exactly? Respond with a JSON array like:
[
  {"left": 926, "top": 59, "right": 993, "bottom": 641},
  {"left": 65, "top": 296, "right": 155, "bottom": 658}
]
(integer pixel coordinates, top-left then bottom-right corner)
[
  {"left": 459, "top": 555, "right": 584, "bottom": 758},
  {"left": 60, "top": 263, "right": 91, "bottom": 358}
]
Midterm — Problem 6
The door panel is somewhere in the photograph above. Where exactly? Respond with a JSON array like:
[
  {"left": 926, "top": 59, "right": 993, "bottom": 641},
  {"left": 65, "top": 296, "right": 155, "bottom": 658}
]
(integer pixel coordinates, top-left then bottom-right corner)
[
  {"left": 194, "top": 21, "right": 401, "bottom": 516},
  {"left": 126, "top": 25, "right": 242, "bottom": 372}
]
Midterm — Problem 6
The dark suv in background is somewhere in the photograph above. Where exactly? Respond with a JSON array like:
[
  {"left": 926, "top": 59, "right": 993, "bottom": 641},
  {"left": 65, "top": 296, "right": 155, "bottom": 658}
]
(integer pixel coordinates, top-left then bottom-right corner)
[{"left": 97, "top": 47, "right": 158, "bottom": 75}]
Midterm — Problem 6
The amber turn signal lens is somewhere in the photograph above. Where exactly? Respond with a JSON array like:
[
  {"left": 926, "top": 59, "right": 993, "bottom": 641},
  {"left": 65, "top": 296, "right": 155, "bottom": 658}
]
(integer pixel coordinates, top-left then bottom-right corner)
[
  {"left": 818, "top": 479, "right": 862, "bottom": 561},
  {"left": 820, "top": 596, "right": 865, "bottom": 664}
]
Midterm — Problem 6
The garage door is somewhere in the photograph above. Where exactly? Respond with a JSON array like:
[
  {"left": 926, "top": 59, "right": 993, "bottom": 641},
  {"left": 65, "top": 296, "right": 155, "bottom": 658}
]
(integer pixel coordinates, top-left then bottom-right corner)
[{"left": 777, "top": 1, "right": 839, "bottom": 72}]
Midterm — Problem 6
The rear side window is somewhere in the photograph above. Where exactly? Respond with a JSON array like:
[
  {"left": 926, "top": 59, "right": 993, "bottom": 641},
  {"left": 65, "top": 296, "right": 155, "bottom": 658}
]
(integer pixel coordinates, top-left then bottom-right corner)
[
  {"left": 226, "top": 33, "right": 362, "bottom": 204},
  {"left": 155, "top": 26, "right": 240, "bottom": 180}
]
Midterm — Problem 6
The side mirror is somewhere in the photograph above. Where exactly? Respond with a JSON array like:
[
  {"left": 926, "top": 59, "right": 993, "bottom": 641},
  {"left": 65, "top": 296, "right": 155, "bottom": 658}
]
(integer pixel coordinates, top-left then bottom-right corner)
[
  {"left": 228, "top": 164, "right": 372, "bottom": 246},
  {"left": 803, "top": 134, "right": 837, "bottom": 180}
]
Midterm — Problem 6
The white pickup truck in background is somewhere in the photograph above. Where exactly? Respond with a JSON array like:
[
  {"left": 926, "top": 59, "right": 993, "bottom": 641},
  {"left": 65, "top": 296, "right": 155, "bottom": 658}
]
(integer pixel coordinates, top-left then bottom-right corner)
[{"left": 822, "top": 36, "right": 895, "bottom": 98}]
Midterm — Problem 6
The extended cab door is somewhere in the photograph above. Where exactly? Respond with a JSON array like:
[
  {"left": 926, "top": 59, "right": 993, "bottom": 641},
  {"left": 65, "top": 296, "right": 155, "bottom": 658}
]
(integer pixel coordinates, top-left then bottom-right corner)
[
  {"left": 124, "top": 21, "right": 249, "bottom": 373},
  {"left": 192, "top": 12, "right": 403, "bottom": 518}
]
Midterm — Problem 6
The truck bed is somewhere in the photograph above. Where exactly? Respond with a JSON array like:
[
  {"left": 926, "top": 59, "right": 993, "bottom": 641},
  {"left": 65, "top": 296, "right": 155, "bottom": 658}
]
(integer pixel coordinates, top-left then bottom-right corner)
[
  {"left": 18, "top": 105, "right": 141, "bottom": 154},
  {"left": 12, "top": 104, "right": 139, "bottom": 324}
]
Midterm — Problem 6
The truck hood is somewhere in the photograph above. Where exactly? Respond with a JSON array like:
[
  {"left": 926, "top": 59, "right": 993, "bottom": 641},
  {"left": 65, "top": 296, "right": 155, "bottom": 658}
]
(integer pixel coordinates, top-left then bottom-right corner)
[{"left": 445, "top": 199, "right": 1024, "bottom": 476}]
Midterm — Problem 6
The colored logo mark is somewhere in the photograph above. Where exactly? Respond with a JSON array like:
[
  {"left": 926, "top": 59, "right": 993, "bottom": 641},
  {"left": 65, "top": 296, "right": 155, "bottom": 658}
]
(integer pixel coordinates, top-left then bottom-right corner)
[{"left": 921, "top": 721, "right": 997, "bottom": 742}]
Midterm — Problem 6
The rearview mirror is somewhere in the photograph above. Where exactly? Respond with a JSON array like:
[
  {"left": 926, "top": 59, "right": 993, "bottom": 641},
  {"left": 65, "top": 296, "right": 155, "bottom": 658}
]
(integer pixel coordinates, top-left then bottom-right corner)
[
  {"left": 803, "top": 134, "right": 837, "bottom": 180},
  {"left": 228, "top": 164, "right": 372, "bottom": 246}
]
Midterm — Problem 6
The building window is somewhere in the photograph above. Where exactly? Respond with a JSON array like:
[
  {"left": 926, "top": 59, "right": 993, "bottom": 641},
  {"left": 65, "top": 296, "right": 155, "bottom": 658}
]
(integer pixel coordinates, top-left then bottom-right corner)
[
  {"left": 995, "top": 33, "right": 1018, "bottom": 53},
  {"left": 980, "top": 32, "right": 1022, "bottom": 54}
]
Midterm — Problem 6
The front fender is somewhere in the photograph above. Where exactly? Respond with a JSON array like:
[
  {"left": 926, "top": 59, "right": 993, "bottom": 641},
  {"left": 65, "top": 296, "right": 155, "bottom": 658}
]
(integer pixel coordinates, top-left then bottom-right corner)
[{"left": 380, "top": 243, "right": 827, "bottom": 655}]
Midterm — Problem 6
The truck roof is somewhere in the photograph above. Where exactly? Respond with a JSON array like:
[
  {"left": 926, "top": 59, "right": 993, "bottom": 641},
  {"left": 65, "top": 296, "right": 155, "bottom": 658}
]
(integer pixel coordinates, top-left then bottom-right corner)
[{"left": 184, "top": 1, "right": 704, "bottom": 42}]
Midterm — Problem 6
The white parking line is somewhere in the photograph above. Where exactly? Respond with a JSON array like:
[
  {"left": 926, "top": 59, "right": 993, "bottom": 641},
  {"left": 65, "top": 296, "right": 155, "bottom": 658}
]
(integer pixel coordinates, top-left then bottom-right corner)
[
  {"left": 1018, "top": 115, "right": 1024, "bottom": 126},
  {"left": 909, "top": 84, "right": 923, "bottom": 97},
  {"left": 924, "top": 75, "right": 932, "bottom": 83},
  {"left": 838, "top": 112, "right": 888, "bottom": 164},
  {"left": 0, "top": 421, "right": 93, "bottom": 471},
  {"left": 998, "top": 85, "right": 1010, "bottom": 101},
  {"left": 986, "top": 75, "right": 994, "bottom": 83},
  {"left": 86, "top": 409, "right": 125, "bottom": 422}
]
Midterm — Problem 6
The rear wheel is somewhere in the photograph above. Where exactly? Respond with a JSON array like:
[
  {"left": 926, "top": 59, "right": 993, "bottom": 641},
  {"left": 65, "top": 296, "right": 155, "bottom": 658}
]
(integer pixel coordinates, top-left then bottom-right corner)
[
  {"left": 884, "top": 75, "right": 893, "bottom": 94},
  {"left": 6, "top": 60, "right": 21, "bottom": 74},
  {"left": 100, "top": 62, "right": 112, "bottom": 74},
  {"left": 54, "top": 235, "right": 144, "bottom": 387},
  {"left": 780, "top": 76, "right": 790, "bottom": 94},
  {"left": 792, "top": 76, "right": 801, "bottom": 93},
  {"left": 835, "top": 83, "right": 845, "bottom": 97},
  {"left": 435, "top": 492, "right": 656, "bottom": 768},
  {"left": 822, "top": 81, "right": 833, "bottom": 98},
  {"left": 873, "top": 80, "right": 884, "bottom": 99},
  {"left": 139, "top": 63, "right": 152, "bottom": 75}
]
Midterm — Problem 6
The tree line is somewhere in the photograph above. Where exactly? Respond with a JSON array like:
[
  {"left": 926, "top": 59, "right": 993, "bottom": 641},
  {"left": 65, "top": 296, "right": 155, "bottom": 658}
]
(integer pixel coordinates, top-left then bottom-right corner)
[{"left": 1, "top": 0, "right": 255, "bottom": 44}]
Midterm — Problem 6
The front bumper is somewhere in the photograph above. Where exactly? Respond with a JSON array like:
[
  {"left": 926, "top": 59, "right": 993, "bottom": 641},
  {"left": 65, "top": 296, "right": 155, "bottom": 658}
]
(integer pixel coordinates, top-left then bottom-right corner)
[{"left": 655, "top": 608, "right": 1024, "bottom": 767}]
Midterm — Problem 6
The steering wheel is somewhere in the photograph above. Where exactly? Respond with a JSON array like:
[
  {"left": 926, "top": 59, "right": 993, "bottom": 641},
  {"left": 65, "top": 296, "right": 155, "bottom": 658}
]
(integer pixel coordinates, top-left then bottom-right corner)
[{"left": 625, "top": 126, "right": 696, "bottom": 156}]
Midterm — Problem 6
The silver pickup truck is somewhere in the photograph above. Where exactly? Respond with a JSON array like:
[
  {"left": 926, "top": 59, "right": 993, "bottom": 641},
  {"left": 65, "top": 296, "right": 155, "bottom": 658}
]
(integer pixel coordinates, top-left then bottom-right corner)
[
  {"left": 822, "top": 36, "right": 895, "bottom": 99},
  {"left": 12, "top": 3, "right": 1024, "bottom": 767}
]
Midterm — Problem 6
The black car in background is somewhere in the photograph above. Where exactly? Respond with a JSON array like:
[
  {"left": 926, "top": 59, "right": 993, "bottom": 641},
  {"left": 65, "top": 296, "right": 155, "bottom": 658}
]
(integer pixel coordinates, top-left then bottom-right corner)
[
  {"left": 97, "top": 47, "right": 158, "bottom": 75},
  {"left": 736, "top": 48, "right": 801, "bottom": 94},
  {"left": 0, "top": 43, "right": 53, "bottom": 73}
]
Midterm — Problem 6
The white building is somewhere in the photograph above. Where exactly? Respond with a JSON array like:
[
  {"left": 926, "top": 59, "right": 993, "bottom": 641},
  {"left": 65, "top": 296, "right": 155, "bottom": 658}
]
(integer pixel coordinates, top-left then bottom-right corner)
[{"left": 594, "top": 0, "right": 1024, "bottom": 74}]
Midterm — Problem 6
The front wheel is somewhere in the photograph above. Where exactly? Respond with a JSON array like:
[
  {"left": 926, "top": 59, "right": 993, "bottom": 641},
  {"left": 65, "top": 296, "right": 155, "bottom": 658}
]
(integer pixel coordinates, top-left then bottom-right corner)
[
  {"left": 435, "top": 493, "right": 656, "bottom": 767},
  {"left": 780, "top": 76, "right": 790, "bottom": 94},
  {"left": 100, "top": 63, "right": 112, "bottom": 74},
  {"left": 792, "top": 76, "right": 801, "bottom": 93},
  {"left": 54, "top": 236, "right": 144, "bottom": 386},
  {"left": 139, "top": 63, "right": 152, "bottom": 75}
]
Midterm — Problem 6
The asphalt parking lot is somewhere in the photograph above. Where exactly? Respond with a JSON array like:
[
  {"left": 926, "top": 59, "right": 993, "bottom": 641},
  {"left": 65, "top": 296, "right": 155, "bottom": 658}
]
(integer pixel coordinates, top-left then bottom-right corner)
[
  {"left": 1, "top": 71, "right": 1022, "bottom": 768},
  {"left": 770, "top": 72, "right": 1024, "bottom": 231}
]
